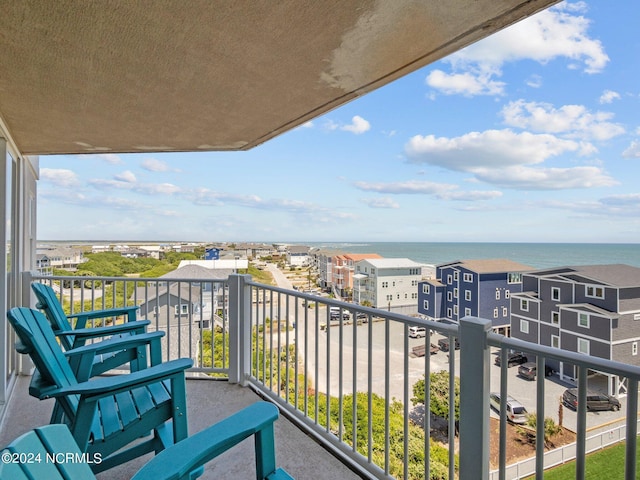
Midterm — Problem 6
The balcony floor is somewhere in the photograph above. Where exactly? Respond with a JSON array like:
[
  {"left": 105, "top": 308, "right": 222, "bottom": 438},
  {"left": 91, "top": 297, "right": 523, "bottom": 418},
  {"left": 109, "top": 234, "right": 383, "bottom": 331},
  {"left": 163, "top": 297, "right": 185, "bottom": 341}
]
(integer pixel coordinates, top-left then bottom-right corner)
[{"left": 0, "top": 374, "right": 362, "bottom": 480}]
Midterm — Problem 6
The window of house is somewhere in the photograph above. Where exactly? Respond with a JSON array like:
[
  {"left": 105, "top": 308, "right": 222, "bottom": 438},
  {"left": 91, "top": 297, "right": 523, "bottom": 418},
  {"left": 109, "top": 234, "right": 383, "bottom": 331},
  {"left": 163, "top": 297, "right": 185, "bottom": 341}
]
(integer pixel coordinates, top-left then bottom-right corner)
[
  {"left": 175, "top": 304, "right": 189, "bottom": 316},
  {"left": 454, "top": 305, "right": 458, "bottom": 315},
  {"left": 551, "top": 311, "right": 559, "bottom": 325},
  {"left": 577, "top": 338, "right": 590, "bottom": 355},
  {"left": 422, "top": 284, "right": 430, "bottom": 294},
  {"left": 635, "top": 313, "right": 640, "bottom": 321},
  {"left": 371, "top": 268, "right": 375, "bottom": 274},
  {"left": 454, "top": 271, "right": 459, "bottom": 281},
  {"left": 551, "top": 335, "right": 560, "bottom": 348},
  {"left": 495, "top": 290, "right": 500, "bottom": 300},
  {"left": 521, "top": 299, "right": 529, "bottom": 311},
  {"left": 447, "top": 275, "right": 452, "bottom": 284},
  {"left": 493, "top": 308, "right": 498, "bottom": 319},
  {"left": 552, "top": 287, "right": 560, "bottom": 301},
  {"left": 454, "top": 288, "right": 458, "bottom": 298},
  {"left": 520, "top": 319, "right": 529, "bottom": 334},
  {"left": 465, "top": 290, "right": 471, "bottom": 301},
  {"left": 505, "top": 290, "right": 510, "bottom": 299},
  {"left": 508, "top": 273, "right": 522, "bottom": 284},
  {"left": 447, "top": 292, "right": 452, "bottom": 302},
  {"left": 502, "top": 307, "right": 508, "bottom": 317},
  {"left": 447, "top": 308, "right": 452, "bottom": 318},
  {"left": 412, "top": 292, "right": 417, "bottom": 299},
  {"left": 465, "top": 308, "right": 471, "bottom": 316},
  {"left": 633, "top": 342, "right": 638, "bottom": 356},
  {"left": 463, "top": 273, "right": 473, "bottom": 282},
  {"left": 578, "top": 312, "right": 590, "bottom": 328},
  {"left": 586, "top": 285, "right": 604, "bottom": 299}
]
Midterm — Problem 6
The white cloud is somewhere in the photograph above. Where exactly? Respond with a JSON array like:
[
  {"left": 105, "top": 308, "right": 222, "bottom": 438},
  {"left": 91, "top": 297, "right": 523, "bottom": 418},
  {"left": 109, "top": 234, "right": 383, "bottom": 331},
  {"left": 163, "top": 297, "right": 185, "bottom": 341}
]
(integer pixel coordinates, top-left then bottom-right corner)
[
  {"left": 40, "top": 168, "right": 81, "bottom": 188},
  {"left": 141, "top": 158, "right": 172, "bottom": 172},
  {"left": 427, "top": 3, "right": 608, "bottom": 97},
  {"left": 354, "top": 180, "right": 502, "bottom": 201},
  {"left": 362, "top": 197, "right": 400, "bottom": 209},
  {"left": 341, "top": 115, "right": 371, "bottom": 134},
  {"left": 473, "top": 165, "right": 617, "bottom": 190},
  {"left": 500, "top": 100, "right": 625, "bottom": 141},
  {"left": 525, "top": 75, "right": 543, "bottom": 88},
  {"left": 406, "top": 129, "right": 580, "bottom": 170},
  {"left": 301, "top": 121, "right": 314, "bottom": 128},
  {"left": 114, "top": 170, "right": 137, "bottom": 183},
  {"left": 599, "top": 90, "right": 621, "bottom": 104},
  {"left": 425, "top": 70, "right": 505, "bottom": 96},
  {"left": 96, "top": 153, "right": 124, "bottom": 165},
  {"left": 89, "top": 178, "right": 181, "bottom": 195},
  {"left": 622, "top": 140, "right": 640, "bottom": 158}
]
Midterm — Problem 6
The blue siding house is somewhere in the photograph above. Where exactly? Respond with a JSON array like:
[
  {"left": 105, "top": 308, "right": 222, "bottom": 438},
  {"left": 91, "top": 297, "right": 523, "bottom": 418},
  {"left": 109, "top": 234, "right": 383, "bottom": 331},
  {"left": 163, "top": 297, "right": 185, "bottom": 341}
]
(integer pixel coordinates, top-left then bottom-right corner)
[{"left": 418, "top": 259, "right": 532, "bottom": 333}]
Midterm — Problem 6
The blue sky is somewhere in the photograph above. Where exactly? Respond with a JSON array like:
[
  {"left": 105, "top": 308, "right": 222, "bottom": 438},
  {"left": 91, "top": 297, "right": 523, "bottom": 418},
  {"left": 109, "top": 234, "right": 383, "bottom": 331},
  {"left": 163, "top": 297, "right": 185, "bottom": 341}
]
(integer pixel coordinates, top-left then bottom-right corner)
[{"left": 38, "top": 1, "right": 640, "bottom": 243}]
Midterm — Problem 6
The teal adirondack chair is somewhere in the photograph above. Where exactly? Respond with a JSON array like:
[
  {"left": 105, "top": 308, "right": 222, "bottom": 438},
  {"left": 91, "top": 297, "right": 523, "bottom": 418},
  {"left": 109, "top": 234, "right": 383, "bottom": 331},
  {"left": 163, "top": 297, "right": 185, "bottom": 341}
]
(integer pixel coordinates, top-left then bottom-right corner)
[
  {"left": 7, "top": 307, "right": 193, "bottom": 474},
  {"left": 32, "top": 282, "right": 151, "bottom": 374},
  {"left": 0, "top": 402, "right": 293, "bottom": 480}
]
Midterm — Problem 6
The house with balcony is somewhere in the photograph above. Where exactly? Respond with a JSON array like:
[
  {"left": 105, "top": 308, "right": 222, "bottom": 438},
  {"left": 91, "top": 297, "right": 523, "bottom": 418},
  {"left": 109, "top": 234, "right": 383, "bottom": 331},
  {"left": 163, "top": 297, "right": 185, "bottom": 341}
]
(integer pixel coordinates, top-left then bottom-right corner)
[
  {"left": 2, "top": 2, "right": 604, "bottom": 480},
  {"left": 333, "top": 253, "right": 383, "bottom": 299},
  {"left": 418, "top": 259, "right": 532, "bottom": 334},
  {"left": 355, "top": 258, "right": 423, "bottom": 314},
  {"left": 510, "top": 264, "right": 640, "bottom": 397},
  {"left": 286, "top": 245, "right": 311, "bottom": 267}
]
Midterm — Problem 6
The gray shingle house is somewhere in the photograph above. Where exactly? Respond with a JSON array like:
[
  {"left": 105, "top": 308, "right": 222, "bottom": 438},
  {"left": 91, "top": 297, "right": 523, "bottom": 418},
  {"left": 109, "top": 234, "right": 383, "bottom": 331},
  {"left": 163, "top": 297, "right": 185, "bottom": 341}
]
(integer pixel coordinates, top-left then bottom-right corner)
[{"left": 510, "top": 264, "right": 640, "bottom": 397}]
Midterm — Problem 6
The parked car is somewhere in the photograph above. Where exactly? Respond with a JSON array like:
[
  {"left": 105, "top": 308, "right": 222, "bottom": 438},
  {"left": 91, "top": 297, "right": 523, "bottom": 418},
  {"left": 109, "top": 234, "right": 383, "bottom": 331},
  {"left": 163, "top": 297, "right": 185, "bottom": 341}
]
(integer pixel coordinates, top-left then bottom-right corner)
[
  {"left": 408, "top": 326, "right": 428, "bottom": 338},
  {"left": 329, "top": 307, "right": 350, "bottom": 320},
  {"left": 489, "top": 392, "right": 528, "bottom": 424},
  {"left": 562, "top": 388, "right": 621, "bottom": 412},
  {"left": 494, "top": 351, "right": 528, "bottom": 367},
  {"left": 438, "top": 337, "right": 460, "bottom": 352},
  {"left": 517, "top": 362, "right": 553, "bottom": 380}
]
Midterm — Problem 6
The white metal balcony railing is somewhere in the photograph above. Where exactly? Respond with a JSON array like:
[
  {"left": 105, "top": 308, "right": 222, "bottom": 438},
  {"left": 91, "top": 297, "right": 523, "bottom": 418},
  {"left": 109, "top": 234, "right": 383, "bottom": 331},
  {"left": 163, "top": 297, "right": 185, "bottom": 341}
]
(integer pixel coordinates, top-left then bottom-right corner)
[{"left": 26, "top": 272, "right": 640, "bottom": 480}]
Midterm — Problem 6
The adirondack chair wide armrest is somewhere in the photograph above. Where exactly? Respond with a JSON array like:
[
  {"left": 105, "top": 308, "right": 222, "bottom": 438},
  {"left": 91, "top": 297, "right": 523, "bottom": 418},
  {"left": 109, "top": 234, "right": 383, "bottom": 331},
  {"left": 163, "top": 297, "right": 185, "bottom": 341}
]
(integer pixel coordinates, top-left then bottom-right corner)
[
  {"left": 63, "top": 330, "right": 163, "bottom": 357},
  {"left": 63, "top": 330, "right": 165, "bottom": 380},
  {"left": 47, "top": 358, "right": 193, "bottom": 399},
  {"left": 132, "top": 402, "right": 294, "bottom": 480},
  {"left": 57, "top": 319, "right": 150, "bottom": 340},
  {"left": 68, "top": 305, "right": 140, "bottom": 328}
]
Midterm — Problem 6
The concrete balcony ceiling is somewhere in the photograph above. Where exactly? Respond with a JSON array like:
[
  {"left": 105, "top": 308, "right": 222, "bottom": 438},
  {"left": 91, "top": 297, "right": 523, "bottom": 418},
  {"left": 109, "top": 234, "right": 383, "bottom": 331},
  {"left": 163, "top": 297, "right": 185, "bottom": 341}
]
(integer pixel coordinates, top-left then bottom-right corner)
[{"left": 1, "top": 0, "right": 558, "bottom": 155}]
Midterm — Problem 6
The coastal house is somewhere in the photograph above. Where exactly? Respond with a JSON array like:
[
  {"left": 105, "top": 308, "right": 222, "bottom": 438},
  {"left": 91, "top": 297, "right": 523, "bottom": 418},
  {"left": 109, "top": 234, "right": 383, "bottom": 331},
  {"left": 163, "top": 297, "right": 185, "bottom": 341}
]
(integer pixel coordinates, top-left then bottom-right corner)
[
  {"left": 510, "top": 264, "right": 640, "bottom": 397},
  {"left": 355, "top": 258, "right": 423, "bottom": 314},
  {"left": 418, "top": 258, "right": 532, "bottom": 334},
  {"left": 35, "top": 247, "right": 87, "bottom": 271},
  {"left": 312, "top": 249, "right": 343, "bottom": 291},
  {"left": 286, "top": 245, "right": 311, "bottom": 267},
  {"left": 333, "top": 253, "right": 383, "bottom": 299}
]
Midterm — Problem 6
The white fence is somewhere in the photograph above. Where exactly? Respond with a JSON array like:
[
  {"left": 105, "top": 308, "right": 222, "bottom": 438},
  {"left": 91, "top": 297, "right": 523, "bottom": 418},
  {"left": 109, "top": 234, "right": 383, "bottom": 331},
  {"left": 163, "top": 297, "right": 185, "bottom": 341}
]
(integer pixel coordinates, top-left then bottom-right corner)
[{"left": 490, "top": 420, "right": 638, "bottom": 480}]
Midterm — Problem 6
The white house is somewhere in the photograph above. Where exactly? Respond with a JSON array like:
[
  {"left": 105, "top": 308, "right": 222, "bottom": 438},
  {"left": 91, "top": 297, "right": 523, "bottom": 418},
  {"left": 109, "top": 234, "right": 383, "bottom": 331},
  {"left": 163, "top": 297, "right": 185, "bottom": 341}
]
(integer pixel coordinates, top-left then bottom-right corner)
[{"left": 355, "top": 258, "right": 424, "bottom": 314}]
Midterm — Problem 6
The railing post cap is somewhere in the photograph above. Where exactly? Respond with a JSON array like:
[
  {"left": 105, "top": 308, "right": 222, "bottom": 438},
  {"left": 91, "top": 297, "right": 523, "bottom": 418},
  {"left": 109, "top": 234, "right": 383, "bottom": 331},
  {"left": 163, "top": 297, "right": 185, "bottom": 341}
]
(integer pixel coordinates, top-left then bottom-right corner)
[{"left": 459, "top": 315, "right": 492, "bottom": 331}]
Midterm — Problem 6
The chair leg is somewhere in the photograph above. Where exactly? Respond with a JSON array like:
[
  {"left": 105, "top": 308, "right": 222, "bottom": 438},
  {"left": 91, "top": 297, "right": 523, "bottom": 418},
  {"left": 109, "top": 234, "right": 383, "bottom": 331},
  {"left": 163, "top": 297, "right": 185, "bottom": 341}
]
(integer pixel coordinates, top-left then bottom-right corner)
[{"left": 255, "top": 423, "right": 277, "bottom": 480}]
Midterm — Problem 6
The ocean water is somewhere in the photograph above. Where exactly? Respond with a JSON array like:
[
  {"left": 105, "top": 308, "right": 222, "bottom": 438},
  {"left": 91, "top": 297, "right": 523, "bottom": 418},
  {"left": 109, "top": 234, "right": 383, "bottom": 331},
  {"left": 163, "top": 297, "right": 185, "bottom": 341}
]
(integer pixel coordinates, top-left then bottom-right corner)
[{"left": 303, "top": 242, "right": 640, "bottom": 269}]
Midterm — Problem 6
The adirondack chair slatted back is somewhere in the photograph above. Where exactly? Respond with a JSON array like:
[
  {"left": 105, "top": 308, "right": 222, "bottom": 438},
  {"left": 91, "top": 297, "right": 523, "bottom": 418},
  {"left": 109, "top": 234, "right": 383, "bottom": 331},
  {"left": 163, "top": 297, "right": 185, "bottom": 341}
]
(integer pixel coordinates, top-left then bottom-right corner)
[
  {"left": 31, "top": 282, "right": 75, "bottom": 350},
  {"left": 0, "top": 425, "right": 95, "bottom": 479},
  {"left": 7, "top": 306, "right": 192, "bottom": 474},
  {"left": 8, "top": 308, "right": 80, "bottom": 418}
]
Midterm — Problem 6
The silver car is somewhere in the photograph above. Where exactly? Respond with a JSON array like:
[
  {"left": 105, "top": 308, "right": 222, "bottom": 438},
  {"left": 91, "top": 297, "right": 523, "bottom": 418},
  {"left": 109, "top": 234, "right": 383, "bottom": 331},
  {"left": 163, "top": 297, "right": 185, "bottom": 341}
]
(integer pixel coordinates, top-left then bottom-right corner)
[{"left": 489, "top": 392, "right": 528, "bottom": 424}]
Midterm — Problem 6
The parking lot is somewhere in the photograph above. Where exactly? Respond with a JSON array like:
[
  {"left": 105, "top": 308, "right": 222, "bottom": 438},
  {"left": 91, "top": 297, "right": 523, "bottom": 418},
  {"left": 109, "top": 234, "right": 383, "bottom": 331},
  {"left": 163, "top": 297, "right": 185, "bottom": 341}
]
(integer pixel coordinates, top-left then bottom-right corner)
[{"left": 413, "top": 333, "right": 627, "bottom": 434}]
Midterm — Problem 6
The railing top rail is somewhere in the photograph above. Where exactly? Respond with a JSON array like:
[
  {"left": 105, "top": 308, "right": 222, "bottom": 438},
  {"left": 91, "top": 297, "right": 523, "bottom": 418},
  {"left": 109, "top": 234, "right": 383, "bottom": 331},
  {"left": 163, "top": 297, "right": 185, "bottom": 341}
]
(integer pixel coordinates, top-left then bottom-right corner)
[
  {"left": 30, "top": 273, "right": 228, "bottom": 284},
  {"left": 489, "top": 331, "right": 640, "bottom": 380}
]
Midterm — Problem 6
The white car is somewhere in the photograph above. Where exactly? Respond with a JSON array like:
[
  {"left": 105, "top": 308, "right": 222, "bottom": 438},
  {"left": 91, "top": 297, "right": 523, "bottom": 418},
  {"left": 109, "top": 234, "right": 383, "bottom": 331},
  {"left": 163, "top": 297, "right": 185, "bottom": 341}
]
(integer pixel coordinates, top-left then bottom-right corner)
[
  {"left": 489, "top": 392, "right": 528, "bottom": 424},
  {"left": 408, "top": 326, "right": 428, "bottom": 338}
]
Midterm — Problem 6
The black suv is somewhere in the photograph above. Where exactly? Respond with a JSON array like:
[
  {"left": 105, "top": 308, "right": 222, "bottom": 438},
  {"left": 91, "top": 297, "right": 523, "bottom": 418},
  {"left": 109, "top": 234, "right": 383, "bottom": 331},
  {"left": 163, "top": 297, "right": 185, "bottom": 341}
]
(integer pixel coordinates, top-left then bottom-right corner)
[
  {"left": 562, "top": 388, "right": 621, "bottom": 411},
  {"left": 494, "top": 351, "right": 528, "bottom": 368}
]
